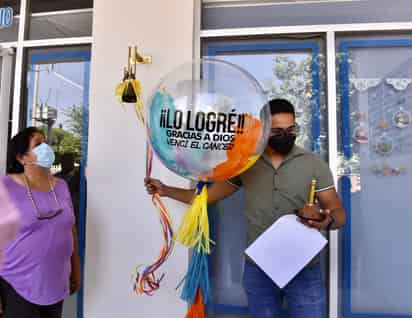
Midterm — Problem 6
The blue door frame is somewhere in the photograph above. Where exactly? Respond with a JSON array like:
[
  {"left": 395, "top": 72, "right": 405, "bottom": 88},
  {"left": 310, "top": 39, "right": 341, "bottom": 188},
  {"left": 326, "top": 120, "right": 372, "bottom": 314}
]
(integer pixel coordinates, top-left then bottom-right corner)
[
  {"left": 339, "top": 38, "right": 412, "bottom": 318},
  {"left": 27, "top": 50, "right": 91, "bottom": 318},
  {"left": 206, "top": 41, "right": 322, "bottom": 316}
]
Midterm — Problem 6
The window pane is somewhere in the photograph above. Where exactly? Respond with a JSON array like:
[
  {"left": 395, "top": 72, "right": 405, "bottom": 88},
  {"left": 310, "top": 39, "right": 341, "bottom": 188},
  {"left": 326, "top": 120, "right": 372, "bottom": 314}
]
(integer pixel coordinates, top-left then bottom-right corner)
[
  {"left": 337, "top": 35, "right": 412, "bottom": 317},
  {"left": 203, "top": 0, "right": 412, "bottom": 29},
  {"left": 0, "top": 8, "right": 18, "bottom": 42},
  {"left": 30, "top": 0, "right": 93, "bottom": 13},
  {"left": 28, "top": 10, "right": 92, "bottom": 40}
]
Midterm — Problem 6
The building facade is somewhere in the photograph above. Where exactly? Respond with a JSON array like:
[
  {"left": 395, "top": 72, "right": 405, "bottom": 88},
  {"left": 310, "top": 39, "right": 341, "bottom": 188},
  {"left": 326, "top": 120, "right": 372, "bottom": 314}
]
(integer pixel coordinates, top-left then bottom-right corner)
[{"left": 1, "top": 1, "right": 412, "bottom": 318}]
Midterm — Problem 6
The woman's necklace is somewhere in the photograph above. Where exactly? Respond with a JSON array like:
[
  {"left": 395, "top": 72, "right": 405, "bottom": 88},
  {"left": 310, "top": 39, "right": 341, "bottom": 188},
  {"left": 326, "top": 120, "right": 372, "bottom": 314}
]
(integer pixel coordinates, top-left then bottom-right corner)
[{"left": 23, "top": 174, "right": 63, "bottom": 220}]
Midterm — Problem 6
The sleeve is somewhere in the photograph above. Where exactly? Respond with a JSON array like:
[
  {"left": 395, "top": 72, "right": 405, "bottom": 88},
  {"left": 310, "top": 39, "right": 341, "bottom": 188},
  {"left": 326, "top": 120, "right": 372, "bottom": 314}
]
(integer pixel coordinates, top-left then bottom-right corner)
[
  {"left": 0, "top": 181, "right": 20, "bottom": 268},
  {"left": 225, "top": 175, "right": 243, "bottom": 189},
  {"left": 314, "top": 157, "right": 335, "bottom": 192}
]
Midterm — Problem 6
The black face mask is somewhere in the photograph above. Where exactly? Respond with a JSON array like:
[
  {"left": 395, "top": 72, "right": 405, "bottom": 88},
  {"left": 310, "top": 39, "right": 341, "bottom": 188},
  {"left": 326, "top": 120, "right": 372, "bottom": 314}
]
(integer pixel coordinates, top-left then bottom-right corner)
[{"left": 268, "top": 134, "right": 296, "bottom": 155}]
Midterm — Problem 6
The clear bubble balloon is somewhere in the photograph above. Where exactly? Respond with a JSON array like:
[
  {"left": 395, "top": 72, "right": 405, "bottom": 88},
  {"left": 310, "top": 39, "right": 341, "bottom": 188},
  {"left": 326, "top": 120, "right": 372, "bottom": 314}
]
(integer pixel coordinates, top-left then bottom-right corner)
[{"left": 147, "top": 58, "right": 271, "bottom": 182}]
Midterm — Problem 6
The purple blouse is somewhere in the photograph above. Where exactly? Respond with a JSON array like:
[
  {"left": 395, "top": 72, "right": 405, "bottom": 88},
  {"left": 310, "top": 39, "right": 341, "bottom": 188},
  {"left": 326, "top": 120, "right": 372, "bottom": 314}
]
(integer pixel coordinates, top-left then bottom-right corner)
[{"left": 0, "top": 176, "right": 74, "bottom": 305}]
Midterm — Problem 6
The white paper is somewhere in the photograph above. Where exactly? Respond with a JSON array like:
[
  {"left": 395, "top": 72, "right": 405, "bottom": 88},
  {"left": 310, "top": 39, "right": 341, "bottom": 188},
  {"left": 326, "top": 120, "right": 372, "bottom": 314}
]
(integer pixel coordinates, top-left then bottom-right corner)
[{"left": 245, "top": 214, "right": 327, "bottom": 288}]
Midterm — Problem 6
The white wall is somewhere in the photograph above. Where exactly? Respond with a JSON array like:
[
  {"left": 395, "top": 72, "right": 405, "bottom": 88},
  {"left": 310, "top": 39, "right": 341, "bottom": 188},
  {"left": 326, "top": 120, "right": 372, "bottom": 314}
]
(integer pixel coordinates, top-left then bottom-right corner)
[{"left": 85, "top": 1, "right": 195, "bottom": 317}]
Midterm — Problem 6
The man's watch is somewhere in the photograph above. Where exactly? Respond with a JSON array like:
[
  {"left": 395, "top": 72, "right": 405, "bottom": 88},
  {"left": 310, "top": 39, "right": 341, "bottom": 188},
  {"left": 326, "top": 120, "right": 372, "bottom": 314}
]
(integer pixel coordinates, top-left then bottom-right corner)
[{"left": 326, "top": 213, "right": 336, "bottom": 231}]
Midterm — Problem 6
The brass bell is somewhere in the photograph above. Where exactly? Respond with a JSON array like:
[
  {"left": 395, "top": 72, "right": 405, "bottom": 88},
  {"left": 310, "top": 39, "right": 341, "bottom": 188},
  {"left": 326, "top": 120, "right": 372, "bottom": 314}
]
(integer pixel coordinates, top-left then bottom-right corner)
[{"left": 122, "top": 80, "right": 137, "bottom": 103}]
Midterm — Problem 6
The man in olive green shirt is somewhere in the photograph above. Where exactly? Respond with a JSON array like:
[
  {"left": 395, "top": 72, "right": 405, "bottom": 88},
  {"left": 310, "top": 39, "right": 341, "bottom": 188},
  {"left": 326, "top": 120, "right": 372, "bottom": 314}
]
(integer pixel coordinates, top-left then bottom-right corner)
[
  {"left": 227, "top": 144, "right": 336, "bottom": 249},
  {"left": 145, "top": 99, "right": 346, "bottom": 318}
]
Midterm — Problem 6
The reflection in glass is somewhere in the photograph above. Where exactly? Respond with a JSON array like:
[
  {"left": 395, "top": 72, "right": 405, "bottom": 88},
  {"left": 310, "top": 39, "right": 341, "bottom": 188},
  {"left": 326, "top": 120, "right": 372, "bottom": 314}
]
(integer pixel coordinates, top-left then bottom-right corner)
[
  {"left": 2, "top": 0, "right": 20, "bottom": 14},
  {"left": 0, "top": 16, "right": 18, "bottom": 42},
  {"left": 27, "top": 60, "right": 86, "bottom": 172},
  {"left": 29, "top": 11, "right": 92, "bottom": 40},
  {"left": 213, "top": 51, "right": 327, "bottom": 156}
]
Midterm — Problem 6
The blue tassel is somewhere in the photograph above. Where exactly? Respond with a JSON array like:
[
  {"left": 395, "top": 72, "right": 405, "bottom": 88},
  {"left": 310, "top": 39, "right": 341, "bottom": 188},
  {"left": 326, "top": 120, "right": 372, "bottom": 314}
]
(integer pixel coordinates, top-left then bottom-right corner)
[{"left": 178, "top": 245, "right": 211, "bottom": 305}]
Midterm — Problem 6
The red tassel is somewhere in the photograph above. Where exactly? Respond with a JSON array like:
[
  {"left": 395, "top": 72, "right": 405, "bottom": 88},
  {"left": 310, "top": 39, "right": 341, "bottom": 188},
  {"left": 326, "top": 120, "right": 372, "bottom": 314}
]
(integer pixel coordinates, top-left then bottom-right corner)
[{"left": 185, "top": 289, "right": 205, "bottom": 318}]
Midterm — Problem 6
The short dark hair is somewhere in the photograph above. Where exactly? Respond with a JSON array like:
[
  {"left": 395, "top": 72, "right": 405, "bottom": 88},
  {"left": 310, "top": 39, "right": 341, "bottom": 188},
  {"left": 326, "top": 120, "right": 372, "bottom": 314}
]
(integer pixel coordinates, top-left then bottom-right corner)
[
  {"left": 6, "top": 127, "right": 44, "bottom": 174},
  {"left": 60, "top": 153, "right": 75, "bottom": 171},
  {"left": 269, "top": 98, "right": 295, "bottom": 117}
]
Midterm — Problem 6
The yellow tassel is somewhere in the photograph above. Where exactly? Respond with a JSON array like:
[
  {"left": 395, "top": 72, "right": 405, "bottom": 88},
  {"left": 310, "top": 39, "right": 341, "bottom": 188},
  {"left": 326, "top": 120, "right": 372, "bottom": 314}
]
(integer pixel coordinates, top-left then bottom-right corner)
[
  {"left": 115, "top": 82, "right": 127, "bottom": 104},
  {"left": 175, "top": 184, "right": 213, "bottom": 254},
  {"left": 115, "top": 79, "right": 145, "bottom": 124}
]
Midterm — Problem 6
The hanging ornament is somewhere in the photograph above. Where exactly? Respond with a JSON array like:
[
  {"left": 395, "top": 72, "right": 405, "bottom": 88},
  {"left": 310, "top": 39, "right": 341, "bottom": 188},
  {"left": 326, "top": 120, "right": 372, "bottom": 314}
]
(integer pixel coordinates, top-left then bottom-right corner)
[
  {"left": 353, "top": 124, "right": 369, "bottom": 144},
  {"left": 374, "top": 133, "right": 393, "bottom": 156},
  {"left": 370, "top": 162, "right": 408, "bottom": 176},
  {"left": 115, "top": 46, "right": 152, "bottom": 123},
  {"left": 392, "top": 107, "right": 411, "bottom": 129},
  {"left": 377, "top": 119, "right": 390, "bottom": 130},
  {"left": 386, "top": 78, "right": 412, "bottom": 91},
  {"left": 352, "top": 112, "right": 367, "bottom": 121},
  {"left": 382, "top": 163, "right": 393, "bottom": 176},
  {"left": 350, "top": 78, "right": 381, "bottom": 92}
]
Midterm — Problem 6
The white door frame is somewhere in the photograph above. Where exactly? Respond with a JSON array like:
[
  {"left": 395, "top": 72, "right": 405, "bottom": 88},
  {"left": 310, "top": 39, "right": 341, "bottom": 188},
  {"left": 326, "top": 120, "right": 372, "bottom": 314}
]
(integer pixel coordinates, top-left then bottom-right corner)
[{"left": 0, "top": 48, "right": 15, "bottom": 175}]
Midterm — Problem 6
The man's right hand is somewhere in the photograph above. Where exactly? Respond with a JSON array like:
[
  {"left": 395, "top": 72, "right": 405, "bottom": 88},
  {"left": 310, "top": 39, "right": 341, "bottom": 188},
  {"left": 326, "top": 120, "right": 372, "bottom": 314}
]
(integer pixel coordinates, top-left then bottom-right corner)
[
  {"left": 144, "top": 177, "right": 167, "bottom": 197},
  {"left": 143, "top": 178, "right": 238, "bottom": 204}
]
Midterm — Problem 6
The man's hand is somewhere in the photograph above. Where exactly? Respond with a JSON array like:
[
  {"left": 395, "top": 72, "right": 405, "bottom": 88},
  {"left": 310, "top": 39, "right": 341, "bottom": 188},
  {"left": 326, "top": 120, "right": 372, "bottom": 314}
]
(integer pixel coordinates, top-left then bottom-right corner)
[
  {"left": 143, "top": 178, "right": 238, "bottom": 204},
  {"left": 144, "top": 177, "right": 167, "bottom": 197},
  {"left": 297, "top": 204, "right": 332, "bottom": 231},
  {"left": 300, "top": 210, "right": 333, "bottom": 231}
]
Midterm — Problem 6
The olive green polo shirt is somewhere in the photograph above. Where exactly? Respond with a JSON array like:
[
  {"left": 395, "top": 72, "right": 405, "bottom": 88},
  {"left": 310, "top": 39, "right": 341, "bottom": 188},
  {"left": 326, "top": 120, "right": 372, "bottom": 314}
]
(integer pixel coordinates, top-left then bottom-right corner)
[{"left": 228, "top": 146, "right": 335, "bottom": 249}]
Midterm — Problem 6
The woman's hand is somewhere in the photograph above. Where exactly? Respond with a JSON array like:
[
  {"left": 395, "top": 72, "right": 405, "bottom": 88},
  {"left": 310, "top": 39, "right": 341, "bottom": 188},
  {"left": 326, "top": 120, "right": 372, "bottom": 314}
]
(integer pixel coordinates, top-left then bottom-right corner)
[
  {"left": 70, "top": 226, "right": 81, "bottom": 295},
  {"left": 70, "top": 264, "right": 81, "bottom": 295}
]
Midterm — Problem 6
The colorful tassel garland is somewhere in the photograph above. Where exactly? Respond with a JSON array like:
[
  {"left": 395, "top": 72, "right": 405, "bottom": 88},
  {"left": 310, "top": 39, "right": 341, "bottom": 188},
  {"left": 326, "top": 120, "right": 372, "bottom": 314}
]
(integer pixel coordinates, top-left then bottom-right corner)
[{"left": 175, "top": 182, "right": 214, "bottom": 318}]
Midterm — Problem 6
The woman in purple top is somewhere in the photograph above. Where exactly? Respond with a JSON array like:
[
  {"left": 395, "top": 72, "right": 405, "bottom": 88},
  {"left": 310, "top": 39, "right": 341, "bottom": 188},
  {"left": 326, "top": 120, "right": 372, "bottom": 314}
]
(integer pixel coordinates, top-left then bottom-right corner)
[{"left": 0, "top": 127, "right": 81, "bottom": 318}]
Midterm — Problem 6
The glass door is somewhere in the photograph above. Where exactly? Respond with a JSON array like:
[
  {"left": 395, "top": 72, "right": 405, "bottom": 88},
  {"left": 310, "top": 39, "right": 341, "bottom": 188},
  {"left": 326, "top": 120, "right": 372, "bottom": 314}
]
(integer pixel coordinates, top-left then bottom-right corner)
[
  {"left": 203, "top": 38, "right": 327, "bottom": 317},
  {"left": 25, "top": 46, "right": 91, "bottom": 318},
  {"left": 337, "top": 35, "right": 412, "bottom": 318}
]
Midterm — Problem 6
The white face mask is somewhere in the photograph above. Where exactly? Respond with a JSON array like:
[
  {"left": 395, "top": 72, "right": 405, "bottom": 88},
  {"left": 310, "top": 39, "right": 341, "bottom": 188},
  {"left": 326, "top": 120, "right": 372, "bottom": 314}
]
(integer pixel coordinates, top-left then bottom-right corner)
[{"left": 32, "top": 143, "right": 55, "bottom": 169}]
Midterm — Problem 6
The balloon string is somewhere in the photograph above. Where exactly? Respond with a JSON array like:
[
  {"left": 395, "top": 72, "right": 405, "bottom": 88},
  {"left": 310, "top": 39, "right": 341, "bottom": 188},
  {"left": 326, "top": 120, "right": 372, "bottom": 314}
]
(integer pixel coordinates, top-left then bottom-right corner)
[{"left": 131, "top": 114, "right": 175, "bottom": 296}]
